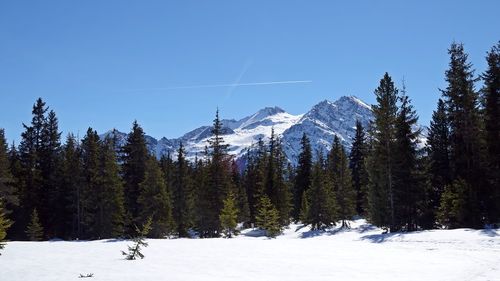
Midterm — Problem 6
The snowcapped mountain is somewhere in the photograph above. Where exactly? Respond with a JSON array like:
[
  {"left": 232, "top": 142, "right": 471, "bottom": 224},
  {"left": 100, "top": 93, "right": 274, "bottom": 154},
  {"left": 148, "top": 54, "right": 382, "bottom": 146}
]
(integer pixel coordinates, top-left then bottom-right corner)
[{"left": 101, "top": 96, "right": 373, "bottom": 164}]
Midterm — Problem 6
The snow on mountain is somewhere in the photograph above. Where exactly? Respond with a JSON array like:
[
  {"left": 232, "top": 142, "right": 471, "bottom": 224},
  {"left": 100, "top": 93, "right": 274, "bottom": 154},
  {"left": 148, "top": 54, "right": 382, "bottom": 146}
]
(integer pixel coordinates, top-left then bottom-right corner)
[{"left": 101, "top": 96, "right": 374, "bottom": 164}]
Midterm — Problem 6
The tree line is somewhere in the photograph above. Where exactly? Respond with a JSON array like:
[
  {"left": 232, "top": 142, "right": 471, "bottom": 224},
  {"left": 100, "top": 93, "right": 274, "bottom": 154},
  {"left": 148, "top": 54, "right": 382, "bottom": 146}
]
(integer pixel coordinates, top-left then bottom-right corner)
[{"left": 0, "top": 41, "right": 498, "bottom": 243}]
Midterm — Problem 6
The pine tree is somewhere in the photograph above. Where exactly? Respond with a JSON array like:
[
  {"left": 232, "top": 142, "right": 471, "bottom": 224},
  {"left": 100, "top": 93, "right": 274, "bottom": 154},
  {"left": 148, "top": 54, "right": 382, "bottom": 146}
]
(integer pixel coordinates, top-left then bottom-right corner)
[
  {"left": 366, "top": 72, "right": 398, "bottom": 231},
  {"left": 172, "top": 142, "right": 194, "bottom": 237},
  {"left": 80, "top": 128, "right": 101, "bottom": 239},
  {"left": 255, "top": 195, "right": 281, "bottom": 238},
  {"left": 293, "top": 133, "right": 312, "bottom": 221},
  {"left": 0, "top": 129, "right": 19, "bottom": 217},
  {"left": 299, "top": 190, "right": 309, "bottom": 223},
  {"left": 437, "top": 179, "right": 469, "bottom": 229},
  {"left": 481, "top": 41, "right": 500, "bottom": 223},
  {"left": 231, "top": 160, "right": 250, "bottom": 225},
  {"left": 97, "top": 137, "right": 126, "bottom": 238},
  {"left": 122, "top": 217, "right": 152, "bottom": 260},
  {"left": 60, "top": 134, "right": 83, "bottom": 239},
  {"left": 307, "top": 154, "right": 336, "bottom": 230},
  {"left": 219, "top": 192, "right": 238, "bottom": 238},
  {"left": 426, "top": 99, "right": 451, "bottom": 228},
  {"left": 329, "top": 136, "right": 355, "bottom": 228},
  {"left": 392, "top": 87, "right": 422, "bottom": 231},
  {"left": 25, "top": 208, "right": 43, "bottom": 241},
  {"left": 349, "top": 121, "right": 369, "bottom": 216},
  {"left": 0, "top": 201, "right": 13, "bottom": 253},
  {"left": 138, "top": 156, "right": 175, "bottom": 238},
  {"left": 122, "top": 121, "right": 149, "bottom": 233},
  {"left": 441, "top": 42, "right": 485, "bottom": 228}
]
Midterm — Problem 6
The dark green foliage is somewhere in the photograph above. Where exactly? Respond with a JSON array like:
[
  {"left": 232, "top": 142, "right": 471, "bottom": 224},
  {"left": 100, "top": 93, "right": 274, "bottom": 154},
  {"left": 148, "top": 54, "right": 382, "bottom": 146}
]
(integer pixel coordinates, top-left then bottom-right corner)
[
  {"left": 0, "top": 201, "right": 13, "bottom": 253},
  {"left": 481, "top": 41, "right": 500, "bottom": 223},
  {"left": 427, "top": 99, "right": 451, "bottom": 226},
  {"left": 255, "top": 195, "right": 281, "bottom": 238},
  {"left": 97, "top": 137, "right": 126, "bottom": 238},
  {"left": 293, "top": 133, "right": 312, "bottom": 221},
  {"left": 366, "top": 73, "right": 399, "bottom": 230},
  {"left": 26, "top": 209, "right": 43, "bottom": 241},
  {"left": 0, "top": 129, "right": 19, "bottom": 216},
  {"left": 231, "top": 161, "right": 250, "bottom": 225},
  {"left": 329, "top": 136, "right": 355, "bottom": 228},
  {"left": 122, "top": 121, "right": 149, "bottom": 232},
  {"left": 441, "top": 43, "right": 485, "bottom": 228},
  {"left": 172, "top": 143, "right": 194, "bottom": 237},
  {"left": 349, "top": 121, "right": 369, "bottom": 216},
  {"left": 299, "top": 190, "right": 309, "bottom": 223},
  {"left": 138, "top": 156, "right": 175, "bottom": 238},
  {"left": 60, "top": 134, "right": 83, "bottom": 239},
  {"left": 122, "top": 217, "right": 152, "bottom": 260},
  {"left": 306, "top": 155, "right": 337, "bottom": 230},
  {"left": 392, "top": 88, "right": 423, "bottom": 231},
  {"left": 219, "top": 192, "right": 238, "bottom": 238},
  {"left": 437, "top": 179, "right": 469, "bottom": 229}
]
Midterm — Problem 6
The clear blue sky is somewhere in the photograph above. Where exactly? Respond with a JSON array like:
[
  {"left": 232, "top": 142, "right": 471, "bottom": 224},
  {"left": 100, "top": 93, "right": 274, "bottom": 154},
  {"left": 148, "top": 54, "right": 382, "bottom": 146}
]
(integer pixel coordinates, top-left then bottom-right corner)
[{"left": 1, "top": 0, "right": 499, "bottom": 143}]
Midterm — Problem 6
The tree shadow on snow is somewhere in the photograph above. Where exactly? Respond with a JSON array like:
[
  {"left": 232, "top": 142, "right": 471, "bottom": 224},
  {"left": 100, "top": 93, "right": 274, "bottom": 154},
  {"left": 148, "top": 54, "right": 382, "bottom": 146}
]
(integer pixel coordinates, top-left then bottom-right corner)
[
  {"left": 359, "top": 232, "right": 404, "bottom": 243},
  {"left": 479, "top": 229, "right": 499, "bottom": 237}
]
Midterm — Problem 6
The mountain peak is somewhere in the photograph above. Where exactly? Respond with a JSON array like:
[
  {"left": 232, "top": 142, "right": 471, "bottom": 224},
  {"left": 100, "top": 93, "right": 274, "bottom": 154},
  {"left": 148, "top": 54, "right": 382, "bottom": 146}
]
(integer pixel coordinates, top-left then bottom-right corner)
[{"left": 335, "top": 95, "right": 371, "bottom": 110}]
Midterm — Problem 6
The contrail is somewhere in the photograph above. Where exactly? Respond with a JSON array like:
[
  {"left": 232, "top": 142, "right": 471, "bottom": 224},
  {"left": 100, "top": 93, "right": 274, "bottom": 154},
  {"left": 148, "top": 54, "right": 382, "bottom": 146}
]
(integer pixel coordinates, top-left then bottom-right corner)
[{"left": 117, "top": 80, "right": 312, "bottom": 92}]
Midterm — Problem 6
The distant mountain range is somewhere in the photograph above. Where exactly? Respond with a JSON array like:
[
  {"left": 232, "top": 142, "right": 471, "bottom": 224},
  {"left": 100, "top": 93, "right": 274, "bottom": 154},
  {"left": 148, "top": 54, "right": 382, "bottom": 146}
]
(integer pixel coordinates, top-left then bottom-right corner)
[{"left": 101, "top": 96, "right": 373, "bottom": 164}]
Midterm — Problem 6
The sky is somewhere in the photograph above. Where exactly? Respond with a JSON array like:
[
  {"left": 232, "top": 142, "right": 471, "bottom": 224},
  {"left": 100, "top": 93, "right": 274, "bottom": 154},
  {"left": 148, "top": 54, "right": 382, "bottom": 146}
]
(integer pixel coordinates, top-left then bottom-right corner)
[{"left": 1, "top": 0, "right": 499, "bottom": 143}]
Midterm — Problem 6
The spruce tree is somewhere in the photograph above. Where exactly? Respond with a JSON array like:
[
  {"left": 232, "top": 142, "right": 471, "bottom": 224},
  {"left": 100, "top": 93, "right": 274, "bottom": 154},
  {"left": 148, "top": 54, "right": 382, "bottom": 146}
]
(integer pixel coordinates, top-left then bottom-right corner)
[
  {"left": 219, "top": 192, "right": 238, "bottom": 238},
  {"left": 138, "top": 156, "right": 175, "bottom": 238},
  {"left": 255, "top": 195, "right": 281, "bottom": 238},
  {"left": 441, "top": 42, "right": 485, "bottom": 228},
  {"left": 122, "top": 121, "right": 149, "bottom": 232},
  {"left": 427, "top": 99, "right": 451, "bottom": 228},
  {"left": 293, "top": 133, "right": 312, "bottom": 221},
  {"left": 437, "top": 179, "right": 469, "bottom": 229},
  {"left": 122, "top": 217, "right": 152, "bottom": 260},
  {"left": 60, "top": 134, "right": 83, "bottom": 239},
  {"left": 80, "top": 128, "right": 101, "bottom": 239},
  {"left": 481, "top": 41, "right": 500, "bottom": 222},
  {"left": 97, "top": 137, "right": 126, "bottom": 238},
  {"left": 392, "top": 88, "right": 422, "bottom": 231},
  {"left": 25, "top": 208, "right": 43, "bottom": 241},
  {"left": 231, "top": 160, "right": 250, "bottom": 225},
  {"left": 0, "top": 129, "right": 19, "bottom": 217},
  {"left": 366, "top": 72, "right": 398, "bottom": 231},
  {"left": 329, "top": 136, "right": 355, "bottom": 228},
  {"left": 349, "top": 121, "right": 369, "bottom": 216},
  {"left": 307, "top": 154, "right": 336, "bottom": 230},
  {"left": 0, "top": 201, "right": 12, "bottom": 253},
  {"left": 172, "top": 142, "right": 194, "bottom": 237}
]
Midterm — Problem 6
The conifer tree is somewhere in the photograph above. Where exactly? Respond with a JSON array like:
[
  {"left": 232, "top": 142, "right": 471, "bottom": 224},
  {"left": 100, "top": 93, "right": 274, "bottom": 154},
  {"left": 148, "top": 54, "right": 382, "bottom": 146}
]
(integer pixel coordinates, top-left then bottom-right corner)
[
  {"left": 172, "top": 142, "right": 194, "bottom": 237},
  {"left": 293, "top": 133, "right": 312, "bottom": 221},
  {"left": 426, "top": 99, "right": 451, "bottom": 227},
  {"left": 307, "top": 154, "right": 337, "bottom": 230},
  {"left": 231, "top": 160, "right": 250, "bottom": 225},
  {"left": 441, "top": 43, "right": 485, "bottom": 228},
  {"left": 138, "top": 156, "right": 175, "bottom": 238},
  {"left": 273, "top": 138, "right": 292, "bottom": 226},
  {"left": 255, "top": 195, "right": 281, "bottom": 238},
  {"left": 330, "top": 136, "right": 355, "bottom": 228},
  {"left": 122, "top": 121, "right": 149, "bottom": 232},
  {"left": 437, "top": 179, "right": 469, "bottom": 229},
  {"left": 25, "top": 208, "right": 43, "bottom": 241},
  {"left": 366, "top": 73, "right": 398, "bottom": 231},
  {"left": 299, "top": 190, "right": 309, "bottom": 223},
  {"left": 97, "top": 137, "right": 126, "bottom": 238},
  {"left": 481, "top": 41, "right": 500, "bottom": 222},
  {"left": 0, "top": 201, "right": 12, "bottom": 253},
  {"left": 60, "top": 134, "right": 83, "bottom": 239},
  {"left": 0, "top": 129, "right": 19, "bottom": 216},
  {"left": 392, "top": 87, "right": 422, "bottom": 231},
  {"left": 349, "top": 121, "right": 369, "bottom": 216},
  {"left": 80, "top": 128, "right": 101, "bottom": 239},
  {"left": 122, "top": 217, "right": 152, "bottom": 260},
  {"left": 219, "top": 192, "right": 238, "bottom": 238}
]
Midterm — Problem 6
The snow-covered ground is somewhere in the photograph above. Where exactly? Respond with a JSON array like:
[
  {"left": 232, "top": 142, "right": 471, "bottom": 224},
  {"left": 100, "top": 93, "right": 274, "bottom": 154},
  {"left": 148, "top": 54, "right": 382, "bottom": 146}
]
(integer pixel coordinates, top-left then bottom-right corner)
[{"left": 1, "top": 219, "right": 499, "bottom": 281}]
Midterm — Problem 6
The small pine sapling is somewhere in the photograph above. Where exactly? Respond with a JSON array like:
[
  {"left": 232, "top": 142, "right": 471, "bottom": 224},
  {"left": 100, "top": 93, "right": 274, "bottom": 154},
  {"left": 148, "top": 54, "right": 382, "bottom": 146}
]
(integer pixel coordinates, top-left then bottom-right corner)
[
  {"left": 0, "top": 201, "right": 13, "bottom": 254},
  {"left": 25, "top": 209, "right": 44, "bottom": 241},
  {"left": 219, "top": 192, "right": 239, "bottom": 238},
  {"left": 122, "top": 217, "right": 152, "bottom": 260}
]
